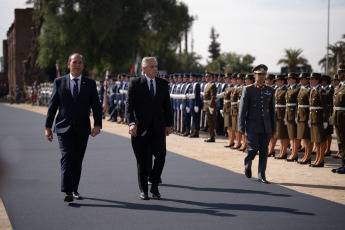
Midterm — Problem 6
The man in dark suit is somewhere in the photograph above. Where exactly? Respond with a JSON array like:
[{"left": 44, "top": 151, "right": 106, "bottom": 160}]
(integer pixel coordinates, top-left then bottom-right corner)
[
  {"left": 239, "top": 64, "right": 276, "bottom": 184},
  {"left": 45, "top": 53, "right": 102, "bottom": 202},
  {"left": 126, "top": 57, "right": 173, "bottom": 200}
]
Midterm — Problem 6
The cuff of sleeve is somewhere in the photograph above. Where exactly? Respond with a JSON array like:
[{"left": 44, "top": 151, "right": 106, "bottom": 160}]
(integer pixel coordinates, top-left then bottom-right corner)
[{"left": 129, "top": 122, "right": 135, "bottom": 126}]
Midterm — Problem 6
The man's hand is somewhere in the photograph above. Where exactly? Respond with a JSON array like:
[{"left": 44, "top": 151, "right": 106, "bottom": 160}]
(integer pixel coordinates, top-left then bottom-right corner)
[
  {"left": 130, "top": 124, "right": 137, "bottom": 137},
  {"left": 91, "top": 126, "right": 101, "bottom": 137},
  {"left": 165, "top": 127, "right": 172, "bottom": 136},
  {"left": 45, "top": 127, "right": 53, "bottom": 142}
]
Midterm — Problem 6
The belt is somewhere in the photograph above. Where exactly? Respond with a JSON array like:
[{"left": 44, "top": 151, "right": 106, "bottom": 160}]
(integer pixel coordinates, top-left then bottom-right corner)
[
  {"left": 286, "top": 103, "right": 297, "bottom": 106},
  {"left": 204, "top": 100, "right": 211, "bottom": 103},
  {"left": 275, "top": 104, "right": 286, "bottom": 108},
  {"left": 310, "top": 106, "right": 323, "bottom": 110},
  {"left": 187, "top": 94, "right": 195, "bottom": 99},
  {"left": 224, "top": 100, "right": 231, "bottom": 103},
  {"left": 298, "top": 105, "right": 310, "bottom": 108},
  {"left": 231, "top": 102, "right": 238, "bottom": 105},
  {"left": 334, "top": 107, "right": 345, "bottom": 111}
]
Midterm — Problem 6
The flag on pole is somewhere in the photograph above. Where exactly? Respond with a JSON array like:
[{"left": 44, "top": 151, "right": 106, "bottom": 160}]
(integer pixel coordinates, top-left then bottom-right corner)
[
  {"left": 130, "top": 64, "right": 135, "bottom": 74},
  {"left": 55, "top": 61, "right": 60, "bottom": 78}
]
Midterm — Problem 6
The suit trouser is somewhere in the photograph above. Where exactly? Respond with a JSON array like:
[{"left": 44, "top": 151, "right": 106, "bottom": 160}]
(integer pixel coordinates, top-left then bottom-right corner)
[
  {"left": 131, "top": 125, "right": 166, "bottom": 192},
  {"left": 191, "top": 109, "right": 201, "bottom": 130},
  {"left": 57, "top": 126, "right": 89, "bottom": 193},
  {"left": 245, "top": 132, "right": 271, "bottom": 180},
  {"left": 184, "top": 109, "right": 191, "bottom": 130},
  {"left": 335, "top": 125, "right": 345, "bottom": 161}
]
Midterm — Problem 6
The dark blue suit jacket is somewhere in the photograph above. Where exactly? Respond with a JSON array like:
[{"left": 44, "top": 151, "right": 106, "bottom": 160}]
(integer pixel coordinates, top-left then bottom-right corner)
[{"left": 45, "top": 74, "right": 102, "bottom": 134}]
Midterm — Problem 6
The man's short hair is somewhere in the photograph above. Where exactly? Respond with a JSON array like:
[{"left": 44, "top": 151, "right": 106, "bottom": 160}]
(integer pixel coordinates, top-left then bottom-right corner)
[
  {"left": 141, "top": 57, "right": 158, "bottom": 68},
  {"left": 68, "top": 53, "right": 84, "bottom": 63}
]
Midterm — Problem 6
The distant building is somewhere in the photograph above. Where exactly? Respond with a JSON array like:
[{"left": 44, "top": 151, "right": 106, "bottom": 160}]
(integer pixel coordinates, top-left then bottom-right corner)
[{"left": 1, "top": 8, "right": 34, "bottom": 90}]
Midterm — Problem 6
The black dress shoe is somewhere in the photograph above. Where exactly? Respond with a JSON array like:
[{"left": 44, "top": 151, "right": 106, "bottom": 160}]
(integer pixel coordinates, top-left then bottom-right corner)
[
  {"left": 204, "top": 137, "right": 215, "bottom": 142},
  {"left": 331, "top": 166, "right": 343, "bottom": 173},
  {"left": 336, "top": 167, "right": 345, "bottom": 174},
  {"left": 64, "top": 194, "right": 74, "bottom": 202},
  {"left": 72, "top": 192, "right": 83, "bottom": 200},
  {"left": 150, "top": 186, "right": 161, "bottom": 199},
  {"left": 324, "top": 151, "right": 331, "bottom": 156},
  {"left": 245, "top": 169, "right": 252, "bottom": 178},
  {"left": 286, "top": 156, "right": 298, "bottom": 162},
  {"left": 275, "top": 154, "right": 287, "bottom": 160},
  {"left": 311, "top": 151, "right": 316, "bottom": 155},
  {"left": 140, "top": 192, "right": 150, "bottom": 200},
  {"left": 230, "top": 146, "right": 240, "bottom": 149},
  {"left": 298, "top": 159, "right": 311, "bottom": 164},
  {"left": 258, "top": 179, "right": 270, "bottom": 184},
  {"left": 310, "top": 161, "right": 325, "bottom": 167}
]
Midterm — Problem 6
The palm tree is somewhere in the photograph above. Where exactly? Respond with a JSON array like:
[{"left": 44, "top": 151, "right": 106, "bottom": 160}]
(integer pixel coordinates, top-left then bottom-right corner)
[
  {"left": 328, "top": 41, "right": 345, "bottom": 67},
  {"left": 277, "top": 48, "right": 310, "bottom": 73},
  {"left": 319, "top": 53, "right": 337, "bottom": 73}
]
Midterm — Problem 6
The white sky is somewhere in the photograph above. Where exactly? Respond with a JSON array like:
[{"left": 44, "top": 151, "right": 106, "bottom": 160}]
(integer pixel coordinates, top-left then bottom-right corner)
[{"left": 1, "top": 0, "right": 345, "bottom": 73}]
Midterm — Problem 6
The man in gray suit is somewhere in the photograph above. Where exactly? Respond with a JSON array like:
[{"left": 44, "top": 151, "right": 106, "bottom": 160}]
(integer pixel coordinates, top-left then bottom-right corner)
[{"left": 238, "top": 64, "right": 276, "bottom": 184}]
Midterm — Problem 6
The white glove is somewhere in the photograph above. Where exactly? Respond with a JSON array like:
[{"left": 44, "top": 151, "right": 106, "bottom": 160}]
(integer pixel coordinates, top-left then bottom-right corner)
[
  {"left": 194, "top": 106, "right": 199, "bottom": 113},
  {"left": 209, "top": 107, "right": 214, "bottom": 114},
  {"left": 186, "top": 107, "right": 190, "bottom": 113},
  {"left": 323, "top": 122, "right": 328, "bottom": 129},
  {"left": 220, "top": 110, "right": 224, "bottom": 117},
  {"left": 180, "top": 104, "right": 183, "bottom": 110},
  {"left": 295, "top": 118, "right": 298, "bottom": 124},
  {"left": 114, "top": 100, "right": 117, "bottom": 104},
  {"left": 284, "top": 119, "right": 287, "bottom": 126},
  {"left": 308, "top": 120, "right": 311, "bottom": 128},
  {"left": 119, "top": 100, "right": 121, "bottom": 105}
]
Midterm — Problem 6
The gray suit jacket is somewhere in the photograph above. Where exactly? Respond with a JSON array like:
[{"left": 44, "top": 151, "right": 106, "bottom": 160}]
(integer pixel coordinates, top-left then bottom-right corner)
[{"left": 238, "top": 83, "right": 276, "bottom": 134}]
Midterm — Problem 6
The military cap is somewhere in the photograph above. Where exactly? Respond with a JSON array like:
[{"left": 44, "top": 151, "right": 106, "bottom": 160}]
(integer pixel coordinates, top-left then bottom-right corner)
[
  {"left": 219, "top": 73, "right": 225, "bottom": 78},
  {"left": 163, "top": 74, "right": 169, "bottom": 79},
  {"left": 190, "top": 72, "right": 198, "bottom": 78},
  {"left": 183, "top": 73, "right": 190, "bottom": 78},
  {"left": 178, "top": 73, "right": 183, "bottom": 78},
  {"left": 126, "top": 74, "right": 131, "bottom": 78},
  {"left": 338, "top": 63, "right": 345, "bottom": 73},
  {"left": 214, "top": 73, "right": 219, "bottom": 78},
  {"left": 100, "top": 80, "right": 104, "bottom": 83},
  {"left": 231, "top": 72, "right": 238, "bottom": 78},
  {"left": 286, "top": 73, "right": 298, "bottom": 80},
  {"left": 120, "top": 73, "right": 127, "bottom": 77},
  {"left": 252, "top": 64, "right": 268, "bottom": 73},
  {"left": 245, "top": 73, "right": 255, "bottom": 80},
  {"left": 225, "top": 72, "right": 232, "bottom": 78},
  {"left": 237, "top": 73, "right": 246, "bottom": 79},
  {"left": 265, "top": 74, "right": 275, "bottom": 80},
  {"left": 198, "top": 74, "right": 203, "bottom": 78},
  {"left": 310, "top": 73, "right": 322, "bottom": 80},
  {"left": 275, "top": 74, "right": 286, "bottom": 80},
  {"left": 205, "top": 71, "right": 214, "bottom": 77},
  {"left": 332, "top": 74, "right": 338, "bottom": 81},
  {"left": 321, "top": 75, "right": 331, "bottom": 83},
  {"left": 299, "top": 73, "right": 310, "bottom": 79}
]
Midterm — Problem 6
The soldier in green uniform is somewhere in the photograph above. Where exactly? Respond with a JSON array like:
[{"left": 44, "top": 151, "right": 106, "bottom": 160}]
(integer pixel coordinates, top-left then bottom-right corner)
[
  {"left": 283, "top": 73, "right": 300, "bottom": 161},
  {"left": 272, "top": 74, "right": 289, "bottom": 158},
  {"left": 203, "top": 72, "right": 218, "bottom": 142},
  {"left": 223, "top": 73, "right": 235, "bottom": 147},
  {"left": 309, "top": 73, "right": 328, "bottom": 167},
  {"left": 330, "top": 64, "right": 345, "bottom": 174},
  {"left": 231, "top": 73, "right": 245, "bottom": 150},
  {"left": 296, "top": 73, "right": 312, "bottom": 164}
]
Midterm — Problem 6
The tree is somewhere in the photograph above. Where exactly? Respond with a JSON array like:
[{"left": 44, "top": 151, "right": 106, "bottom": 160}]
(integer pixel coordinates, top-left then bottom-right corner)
[
  {"left": 28, "top": 0, "right": 193, "bottom": 80},
  {"left": 177, "top": 51, "right": 203, "bottom": 73},
  {"left": 319, "top": 34, "right": 345, "bottom": 74},
  {"left": 277, "top": 48, "right": 310, "bottom": 73},
  {"left": 208, "top": 27, "right": 221, "bottom": 61},
  {"left": 206, "top": 52, "right": 255, "bottom": 73}
]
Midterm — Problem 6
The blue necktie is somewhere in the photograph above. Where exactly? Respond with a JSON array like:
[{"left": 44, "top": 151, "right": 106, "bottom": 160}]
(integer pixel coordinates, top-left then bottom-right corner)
[
  {"left": 73, "top": 78, "right": 79, "bottom": 102},
  {"left": 150, "top": 79, "right": 154, "bottom": 100}
]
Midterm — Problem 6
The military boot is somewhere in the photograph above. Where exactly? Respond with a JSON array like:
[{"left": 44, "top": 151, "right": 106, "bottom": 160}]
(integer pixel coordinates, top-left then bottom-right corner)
[
  {"left": 189, "top": 130, "right": 199, "bottom": 138},
  {"left": 182, "top": 129, "right": 190, "bottom": 137}
]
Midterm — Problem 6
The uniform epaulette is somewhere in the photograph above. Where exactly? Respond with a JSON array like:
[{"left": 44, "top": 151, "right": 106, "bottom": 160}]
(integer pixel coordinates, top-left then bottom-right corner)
[{"left": 246, "top": 84, "right": 253, "bottom": 87}]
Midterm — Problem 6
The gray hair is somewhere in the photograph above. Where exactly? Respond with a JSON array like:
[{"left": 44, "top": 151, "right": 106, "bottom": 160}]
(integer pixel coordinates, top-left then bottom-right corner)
[
  {"left": 141, "top": 57, "right": 157, "bottom": 68},
  {"left": 68, "top": 53, "right": 85, "bottom": 63}
]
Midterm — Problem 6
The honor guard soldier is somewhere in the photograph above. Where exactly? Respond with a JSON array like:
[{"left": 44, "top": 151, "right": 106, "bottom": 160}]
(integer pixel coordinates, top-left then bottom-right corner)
[
  {"left": 108, "top": 78, "right": 118, "bottom": 122},
  {"left": 223, "top": 73, "right": 235, "bottom": 147},
  {"left": 175, "top": 74, "right": 184, "bottom": 134},
  {"left": 283, "top": 73, "right": 300, "bottom": 161},
  {"left": 239, "top": 64, "right": 276, "bottom": 184},
  {"left": 200, "top": 74, "right": 207, "bottom": 130},
  {"left": 330, "top": 64, "right": 345, "bottom": 174},
  {"left": 170, "top": 74, "right": 179, "bottom": 133},
  {"left": 188, "top": 73, "right": 202, "bottom": 138},
  {"left": 216, "top": 73, "right": 227, "bottom": 136},
  {"left": 203, "top": 72, "right": 218, "bottom": 142},
  {"left": 309, "top": 73, "right": 328, "bottom": 167},
  {"left": 181, "top": 73, "right": 192, "bottom": 136},
  {"left": 296, "top": 73, "right": 312, "bottom": 164},
  {"left": 321, "top": 75, "right": 334, "bottom": 156},
  {"left": 271, "top": 74, "right": 289, "bottom": 159}
]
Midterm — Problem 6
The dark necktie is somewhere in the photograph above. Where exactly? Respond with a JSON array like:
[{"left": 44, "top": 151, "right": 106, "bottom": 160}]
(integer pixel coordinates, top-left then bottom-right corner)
[
  {"left": 150, "top": 79, "right": 154, "bottom": 100},
  {"left": 73, "top": 78, "right": 79, "bottom": 102}
]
